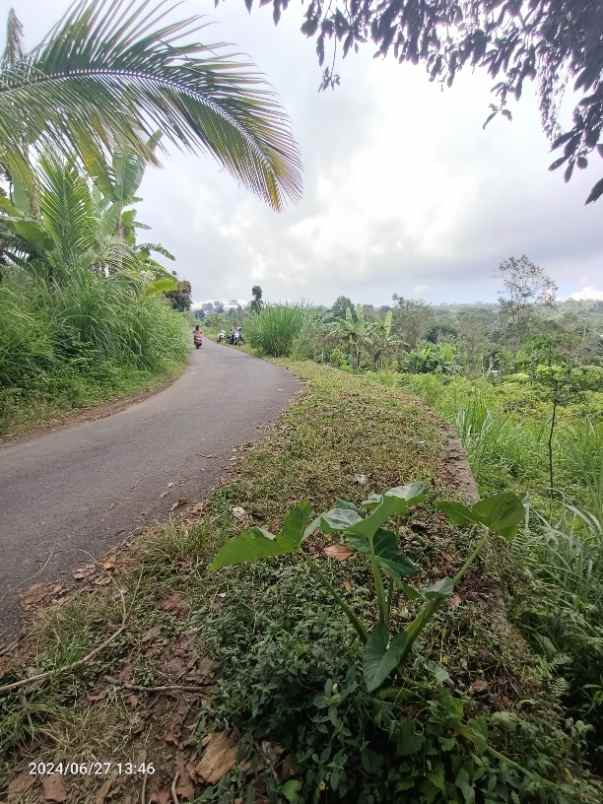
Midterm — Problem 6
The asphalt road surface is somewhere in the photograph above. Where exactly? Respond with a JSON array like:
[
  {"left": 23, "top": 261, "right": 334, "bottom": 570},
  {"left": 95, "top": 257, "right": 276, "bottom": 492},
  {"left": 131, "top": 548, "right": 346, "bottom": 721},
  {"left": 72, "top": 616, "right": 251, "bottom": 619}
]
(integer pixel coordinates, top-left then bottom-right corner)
[{"left": 0, "top": 340, "right": 300, "bottom": 643}]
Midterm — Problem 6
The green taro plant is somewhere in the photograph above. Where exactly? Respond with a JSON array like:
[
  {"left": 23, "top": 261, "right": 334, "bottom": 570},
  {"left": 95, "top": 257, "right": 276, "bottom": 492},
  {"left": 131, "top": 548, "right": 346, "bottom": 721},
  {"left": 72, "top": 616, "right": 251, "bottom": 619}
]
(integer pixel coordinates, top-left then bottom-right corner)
[{"left": 210, "top": 482, "right": 524, "bottom": 692}]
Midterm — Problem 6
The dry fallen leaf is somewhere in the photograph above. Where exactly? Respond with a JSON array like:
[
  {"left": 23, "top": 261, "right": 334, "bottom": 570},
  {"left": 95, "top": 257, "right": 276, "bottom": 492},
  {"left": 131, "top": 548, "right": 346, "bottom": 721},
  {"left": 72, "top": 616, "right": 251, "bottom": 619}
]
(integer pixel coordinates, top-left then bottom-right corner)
[
  {"left": 353, "top": 473, "right": 369, "bottom": 486},
  {"left": 94, "top": 576, "right": 111, "bottom": 586},
  {"left": 231, "top": 506, "right": 247, "bottom": 520},
  {"left": 470, "top": 679, "right": 489, "bottom": 694},
  {"left": 8, "top": 772, "right": 35, "bottom": 799},
  {"left": 324, "top": 544, "right": 353, "bottom": 561},
  {"left": 170, "top": 497, "right": 189, "bottom": 512},
  {"left": 148, "top": 790, "right": 171, "bottom": 804},
  {"left": 20, "top": 583, "right": 65, "bottom": 609},
  {"left": 175, "top": 754, "right": 195, "bottom": 800},
  {"left": 195, "top": 732, "right": 238, "bottom": 784},
  {"left": 449, "top": 594, "right": 462, "bottom": 609},
  {"left": 160, "top": 592, "right": 188, "bottom": 616},
  {"left": 73, "top": 564, "right": 96, "bottom": 581},
  {"left": 41, "top": 773, "right": 66, "bottom": 802}
]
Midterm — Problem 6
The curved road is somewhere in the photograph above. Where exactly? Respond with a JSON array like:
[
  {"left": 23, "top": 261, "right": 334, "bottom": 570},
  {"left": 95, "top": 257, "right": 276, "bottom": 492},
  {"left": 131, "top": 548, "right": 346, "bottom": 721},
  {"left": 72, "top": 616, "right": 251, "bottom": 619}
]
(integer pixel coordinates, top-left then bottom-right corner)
[{"left": 0, "top": 341, "right": 299, "bottom": 643}]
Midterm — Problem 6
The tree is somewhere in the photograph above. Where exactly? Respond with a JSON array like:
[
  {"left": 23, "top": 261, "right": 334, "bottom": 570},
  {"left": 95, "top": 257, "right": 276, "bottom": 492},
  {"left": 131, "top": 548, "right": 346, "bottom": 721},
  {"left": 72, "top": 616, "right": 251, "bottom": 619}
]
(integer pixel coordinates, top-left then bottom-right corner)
[
  {"left": 392, "top": 295, "right": 432, "bottom": 351},
  {"left": 250, "top": 285, "right": 264, "bottom": 313},
  {"left": 498, "top": 255, "right": 557, "bottom": 338},
  {"left": 330, "top": 295, "right": 356, "bottom": 320},
  {"left": 0, "top": 1, "right": 302, "bottom": 211},
  {"left": 240, "top": 0, "right": 603, "bottom": 204},
  {"left": 425, "top": 323, "right": 458, "bottom": 344},
  {"left": 165, "top": 277, "right": 192, "bottom": 312}
]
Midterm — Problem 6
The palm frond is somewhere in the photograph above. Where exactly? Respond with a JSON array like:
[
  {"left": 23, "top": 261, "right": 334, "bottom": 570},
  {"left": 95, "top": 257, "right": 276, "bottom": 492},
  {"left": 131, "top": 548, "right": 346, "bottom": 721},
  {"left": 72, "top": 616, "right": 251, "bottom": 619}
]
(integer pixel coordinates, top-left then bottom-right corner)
[
  {"left": 136, "top": 241, "right": 175, "bottom": 260},
  {"left": 38, "top": 154, "right": 96, "bottom": 272},
  {"left": 0, "top": 0, "right": 302, "bottom": 210},
  {"left": 2, "top": 9, "right": 24, "bottom": 68}
]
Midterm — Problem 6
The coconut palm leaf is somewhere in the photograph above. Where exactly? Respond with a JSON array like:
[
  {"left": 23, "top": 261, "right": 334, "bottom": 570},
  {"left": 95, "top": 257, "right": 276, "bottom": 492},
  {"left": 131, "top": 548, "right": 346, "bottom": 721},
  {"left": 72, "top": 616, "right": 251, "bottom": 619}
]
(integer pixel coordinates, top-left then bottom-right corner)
[
  {"left": 2, "top": 9, "right": 24, "bottom": 68},
  {"left": 0, "top": 0, "right": 302, "bottom": 210},
  {"left": 38, "top": 154, "right": 97, "bottom": 272}
]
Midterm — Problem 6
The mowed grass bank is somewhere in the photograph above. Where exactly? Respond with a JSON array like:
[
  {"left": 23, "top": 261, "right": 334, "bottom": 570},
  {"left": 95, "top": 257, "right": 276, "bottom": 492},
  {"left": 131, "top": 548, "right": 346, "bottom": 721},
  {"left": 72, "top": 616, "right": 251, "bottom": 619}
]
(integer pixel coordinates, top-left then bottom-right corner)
[{"left": 1, "top": 362, "right": 599, "bottom": 803}]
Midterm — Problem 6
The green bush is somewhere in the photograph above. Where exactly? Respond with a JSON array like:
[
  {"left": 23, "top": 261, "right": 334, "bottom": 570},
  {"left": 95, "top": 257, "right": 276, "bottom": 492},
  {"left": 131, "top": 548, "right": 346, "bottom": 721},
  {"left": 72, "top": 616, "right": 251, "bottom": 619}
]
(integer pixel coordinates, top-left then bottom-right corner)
[
  {"left": 405, "top": 342, "right": 460, "bottom": 375},
  {"left": 246, "top": 304, "right": 305, "bottom": 357}
]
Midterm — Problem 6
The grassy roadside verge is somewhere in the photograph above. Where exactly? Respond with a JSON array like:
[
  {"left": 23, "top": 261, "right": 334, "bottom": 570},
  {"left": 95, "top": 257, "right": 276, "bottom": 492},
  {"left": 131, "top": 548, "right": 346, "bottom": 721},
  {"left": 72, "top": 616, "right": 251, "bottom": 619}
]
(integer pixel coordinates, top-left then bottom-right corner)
[
  {"left": 0, "top": 356, "right": 189, "bottom": 442},
  {"left": 1, "top": 362, "right": 600, "bottom": 803}
]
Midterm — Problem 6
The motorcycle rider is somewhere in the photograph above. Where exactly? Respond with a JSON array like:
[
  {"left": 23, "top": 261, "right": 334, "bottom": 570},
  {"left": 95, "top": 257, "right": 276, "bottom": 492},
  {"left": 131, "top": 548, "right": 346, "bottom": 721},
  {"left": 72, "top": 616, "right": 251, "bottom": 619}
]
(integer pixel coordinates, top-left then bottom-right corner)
[{"left": 193, "top": 325, "right": 203, "bottom": 349}]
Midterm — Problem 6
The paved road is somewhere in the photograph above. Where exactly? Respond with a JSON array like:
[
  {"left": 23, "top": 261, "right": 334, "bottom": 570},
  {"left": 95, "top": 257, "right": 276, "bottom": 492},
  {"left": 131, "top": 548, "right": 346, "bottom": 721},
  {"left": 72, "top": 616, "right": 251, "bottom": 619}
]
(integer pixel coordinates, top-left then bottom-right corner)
[{"left": 0, "top": 341, "right": 299, "bottom": 643}]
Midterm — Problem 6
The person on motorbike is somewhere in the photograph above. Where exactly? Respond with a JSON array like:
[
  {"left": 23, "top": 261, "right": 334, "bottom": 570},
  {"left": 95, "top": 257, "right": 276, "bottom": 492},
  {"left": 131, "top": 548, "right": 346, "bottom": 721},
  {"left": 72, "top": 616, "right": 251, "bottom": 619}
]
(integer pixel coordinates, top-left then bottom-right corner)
[{"left": 193, "top": 325, "right": 203, "bottom": 349}]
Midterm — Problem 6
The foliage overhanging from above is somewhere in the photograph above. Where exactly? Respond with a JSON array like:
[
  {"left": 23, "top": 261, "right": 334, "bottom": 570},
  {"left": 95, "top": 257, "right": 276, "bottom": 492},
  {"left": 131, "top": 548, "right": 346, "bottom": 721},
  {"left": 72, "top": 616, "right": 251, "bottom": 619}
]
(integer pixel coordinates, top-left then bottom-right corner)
[
  {"left": 0, "top": 0, "right": 302, "bottom": 210},
  {"left": 238, "top": 0, "right": 603, "bottom": 205}
]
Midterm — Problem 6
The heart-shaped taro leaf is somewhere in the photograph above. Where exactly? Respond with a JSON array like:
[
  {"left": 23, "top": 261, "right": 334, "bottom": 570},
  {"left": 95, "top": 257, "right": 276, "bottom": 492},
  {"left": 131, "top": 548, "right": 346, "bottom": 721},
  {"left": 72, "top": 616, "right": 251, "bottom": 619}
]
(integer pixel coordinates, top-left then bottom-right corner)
[
  {"left": 364, "top": 623, "right": 411, "bottom": 692},
  {"left": 471, "top": 492, "right": 524, "bottom": 539},
  {"left": 373, "top": 530, "right": 420, "bottom": 578},
  {"left": 320, "top": 506, "right": 364, "bottom": 533},
  {"left": 361, "top": 492, "right": 383, "bottom": 510},
  {"left": 351, "top": 482, "right": 429, "bottom": 539},
  {"left": 334, "top": 499, "right": 361, "bottom": 512},
  {"left": 345, "top": 530, "right": 419, "bottom": 579},
  {"left": 348, "top": 495, "right": 408, "bottom": 538},
  {"left": 423, "top": 577, "right": 455, "bottom": 600},
  {"left": 438, "top": 492, "right": 524, "bottom": 540},
  {"left": 280, "top": 501, "right": 315, "bottom": 548},
  {"left": 209, "top": 502, "right": 312, "bottom": 570},
  {"left": 385, "top": 481, "right": 430, "bottom": 505},
  {"left": 436, "top": 501, "right": 475, "bottom": 527}
]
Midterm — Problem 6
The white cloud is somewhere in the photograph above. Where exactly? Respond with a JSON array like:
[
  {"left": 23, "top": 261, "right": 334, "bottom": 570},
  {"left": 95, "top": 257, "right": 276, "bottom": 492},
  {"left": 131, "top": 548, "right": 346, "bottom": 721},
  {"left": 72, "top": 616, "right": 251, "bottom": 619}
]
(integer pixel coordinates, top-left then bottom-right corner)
[
  {"left": 6, "top": 0, "right": 603, "bottom": 306},
  {"left": 570, "top": 287, "right": 603, "bottom": 301}
]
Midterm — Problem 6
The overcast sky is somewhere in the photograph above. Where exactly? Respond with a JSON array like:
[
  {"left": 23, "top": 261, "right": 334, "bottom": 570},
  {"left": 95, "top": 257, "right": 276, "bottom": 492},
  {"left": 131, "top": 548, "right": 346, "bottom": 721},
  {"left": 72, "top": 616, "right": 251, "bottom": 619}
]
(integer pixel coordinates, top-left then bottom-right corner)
[{"left": 4, "top": 0, "right": 602, "bottom": 305}]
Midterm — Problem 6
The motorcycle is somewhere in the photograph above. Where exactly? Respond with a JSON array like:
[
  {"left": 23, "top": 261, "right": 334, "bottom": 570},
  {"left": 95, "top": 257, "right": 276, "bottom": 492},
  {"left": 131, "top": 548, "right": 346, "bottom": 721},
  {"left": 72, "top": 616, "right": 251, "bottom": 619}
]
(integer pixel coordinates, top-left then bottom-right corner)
[
  {"left": 229, "top": 330, "right": 244, "bottom": 346},
  {"left": 217, "top": 330, "right": 226, "bottom": 343}
]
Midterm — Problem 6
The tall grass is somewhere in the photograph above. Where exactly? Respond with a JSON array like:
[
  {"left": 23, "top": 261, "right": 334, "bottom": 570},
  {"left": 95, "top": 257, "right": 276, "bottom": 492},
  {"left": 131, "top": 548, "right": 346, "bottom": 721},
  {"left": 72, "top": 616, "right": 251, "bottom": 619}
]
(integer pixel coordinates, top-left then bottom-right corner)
[
  {"left": 246, "top": 304, "right": 304, "bottom": 357},
  {"left": 382, "top": 370, "right": 603, "bottom": 761},
  {"left": 511, "top": 501, "right": 603, "bottom": 761},
  {"left": 558, "top": 421, "right": 603, "bottom": 522},
  {"left": 0, "top": 269, "right": 189, "bottom": 432}
]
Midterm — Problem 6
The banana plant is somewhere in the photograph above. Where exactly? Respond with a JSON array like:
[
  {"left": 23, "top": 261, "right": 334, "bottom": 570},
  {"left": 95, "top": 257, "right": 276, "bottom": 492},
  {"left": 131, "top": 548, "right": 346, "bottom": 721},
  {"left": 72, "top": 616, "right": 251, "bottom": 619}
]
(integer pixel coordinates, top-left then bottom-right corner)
[
  {"left": 327, "top": 305, "right": 370, "bottom": 369},
  {"left": 84, "top": 133, "right": 161, "bottom": 246},
  {"left": 365, "top": 310, "right": 401, "bottom": 369},
  {"left": 210, "top": 484, "right": 524, "bottom": 692}
]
